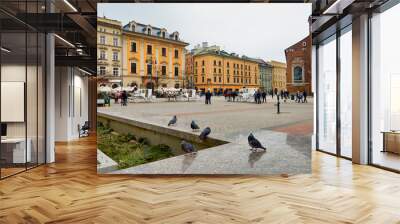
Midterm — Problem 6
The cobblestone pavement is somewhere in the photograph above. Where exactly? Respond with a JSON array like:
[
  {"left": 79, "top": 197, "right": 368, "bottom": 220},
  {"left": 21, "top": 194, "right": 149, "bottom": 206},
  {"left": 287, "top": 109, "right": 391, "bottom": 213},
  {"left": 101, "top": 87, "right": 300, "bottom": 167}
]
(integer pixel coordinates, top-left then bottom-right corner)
[
  {"left": 99, "top": 96, "right": 313, "bottom": 174},
  {"left": 98, "top": 96, "right": 313, "bottom": 140}
]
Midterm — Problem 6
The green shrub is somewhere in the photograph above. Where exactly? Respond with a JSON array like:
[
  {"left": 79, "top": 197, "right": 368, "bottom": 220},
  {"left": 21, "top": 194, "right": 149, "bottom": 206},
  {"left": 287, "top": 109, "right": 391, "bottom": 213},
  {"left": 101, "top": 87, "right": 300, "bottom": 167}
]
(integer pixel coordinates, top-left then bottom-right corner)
[{"left": 97, "top": 125, "right": 174, "bottom": 169}]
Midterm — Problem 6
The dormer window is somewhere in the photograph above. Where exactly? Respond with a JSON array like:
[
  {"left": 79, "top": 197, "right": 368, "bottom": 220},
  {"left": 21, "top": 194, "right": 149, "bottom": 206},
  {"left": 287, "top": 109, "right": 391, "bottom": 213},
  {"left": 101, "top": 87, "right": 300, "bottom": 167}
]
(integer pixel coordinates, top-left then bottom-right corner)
[
  {"left": 129, "top": 21, "right": 136, "bottom": 32},
  {"left": 162, "top": 31, "right": 166, "bottom": 38},
  {"left": 147, "top": 28, "right": 151, "bottom": 35}
]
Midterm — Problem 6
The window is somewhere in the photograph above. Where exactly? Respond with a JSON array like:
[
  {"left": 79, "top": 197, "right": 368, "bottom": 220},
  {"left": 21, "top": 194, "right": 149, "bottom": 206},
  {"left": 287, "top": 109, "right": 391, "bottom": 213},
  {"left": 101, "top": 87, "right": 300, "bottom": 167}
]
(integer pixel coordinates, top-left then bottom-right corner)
[
  {"left": 219, "top": 68, "right": 221, "bottom": 74},
  {"left": 174, "top": 49, "right": 179, "bottom": 58},
  {"left": 147, "top": 28, "right": 151, "bottom": 35},
  {"left": 227, "top": 77, "right": 230, "bottom": 83},
  {"left": 227, "top": 62, "right": 230, "bottom": 67},
  {"left": 147, "top": 64, "right": 152, "bottom": 75},
  {"left": 147, "top": 45, "right": 152, "bottom": 54},
  {"left": 202, "top": 76, "right": 205, "bottom": 82},
  {"left": 112, "top": 51, "right": 118, "bottom": 61},
  {"left": 195, "top": 61, "right": 198, "bottom": 67},
  {"left": 202, "top": 68, "right": 204, "bottom": 74},
  {"left": 214, "top": 60, "right": 216, "bottom": 66},
  {"left": 202, "top": 60, "right": 205, "bottom": 66},
  {"left": 162, "top": 48, "right": 167, "bottom": 57},
  {"left": 99, "top": 66, "right": 106, "bottom": 75},
  {"left": 227, "top": 70, "right": 229, "bottom": 75},
  {"left": 174, "top": 66, "right": 179, "bottom": 77},
  {"left": 219, "top": 77, "right": 221, "bottom": 82},
  {"left": 293, "top": 66, "right": 304, "bottom": 83},
  {"left": 131, "top": 42, "right": 136, "bottom": 52},
  {"left": 162, "top": 31, "right": 166, "bottom": 38},
  {"left": 162, "top": 65, "right": 167, "bottom": 77},
  {"left": 113, "top": 67, "right": 119, "bottom": 76},
  {"left": 214, "top": 68, "right": 216, "bottom": 73},
  {"left": 214, "top": 77, "right": 216, "bottom": 82},
  {"left": 100, "top": 36, "right": 105, "bottom": 44},
  {"left": 318, "top": 35, "right": 337, "bottom": 154},
  {"left": 130, "top": 62, "right": 137, "bottom": 74},
  {"left": 113, "top": 37, "right": 118, "bottom": 47},
  {"left": 218, "top": 61, "right": 221, "bottom": 66},
  {"left": 370, "top": 6, "right": 400, "bottom": 170},
  {"left": 100, "top": 50, "right": 106, "bottom": 60}
]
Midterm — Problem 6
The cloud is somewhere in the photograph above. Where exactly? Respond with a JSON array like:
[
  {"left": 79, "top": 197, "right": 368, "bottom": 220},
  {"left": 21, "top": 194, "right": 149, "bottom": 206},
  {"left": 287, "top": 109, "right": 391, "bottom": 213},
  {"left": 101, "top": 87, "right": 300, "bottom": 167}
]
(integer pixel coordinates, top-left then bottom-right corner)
[{"left": 98, "top": 3, "right": 311, "bottom": 62}]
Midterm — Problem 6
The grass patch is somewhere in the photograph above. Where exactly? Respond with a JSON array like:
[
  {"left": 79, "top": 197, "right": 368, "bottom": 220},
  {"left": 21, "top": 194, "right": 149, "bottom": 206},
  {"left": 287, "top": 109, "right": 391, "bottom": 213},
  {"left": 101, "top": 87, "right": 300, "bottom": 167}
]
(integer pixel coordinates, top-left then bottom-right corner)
[{"left": 97, "top": 122, "right": 174, "bottom": 169}]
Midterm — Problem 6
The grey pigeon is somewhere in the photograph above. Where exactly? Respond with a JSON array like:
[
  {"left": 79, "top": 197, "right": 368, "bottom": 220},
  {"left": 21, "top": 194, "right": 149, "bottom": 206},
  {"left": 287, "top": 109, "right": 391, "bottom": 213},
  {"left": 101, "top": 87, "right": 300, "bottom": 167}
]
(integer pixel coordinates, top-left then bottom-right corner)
[
  {"left": 199, "top": 127, "right": 211, "bottom": 140},
  {"left": 181, "top": 140, "right": 197, "bottom": 155},
  {"left": 168, "top": 115, "right": 177, "bottom": 126},
  {"left": 191, "top": 120, "right": 200, "bottom": 131},
  {"left": 248, "top": 133, "right": 266, "bottom": 151}
]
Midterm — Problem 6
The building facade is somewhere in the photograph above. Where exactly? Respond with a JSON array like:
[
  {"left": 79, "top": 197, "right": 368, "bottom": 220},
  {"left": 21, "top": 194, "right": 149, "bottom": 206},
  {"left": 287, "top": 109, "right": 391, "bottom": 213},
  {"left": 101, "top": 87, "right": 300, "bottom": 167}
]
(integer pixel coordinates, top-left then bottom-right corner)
[
  {"left": 122, "top": 21, "right": 188, "bottom": 89},
  {"left": 185, "top": 51, "right": 195, "bottom": 89},
  {"left": 97, "top": 17, "right": 123, "bottom": 87},
  {"left": 270, "top": 60, "right": 287, "bottom": 92},
  {"left": 285, "top": 35, "right": 312, "bottom": 94},
  {"left": 265, "top": 62, "right": 273, "bottom": 93},
  {"left": 244, "top": 57, "right": 272, "bottom": 92},
  {"left": 190, "top": 47, "right": 260, "bottom": 93}
]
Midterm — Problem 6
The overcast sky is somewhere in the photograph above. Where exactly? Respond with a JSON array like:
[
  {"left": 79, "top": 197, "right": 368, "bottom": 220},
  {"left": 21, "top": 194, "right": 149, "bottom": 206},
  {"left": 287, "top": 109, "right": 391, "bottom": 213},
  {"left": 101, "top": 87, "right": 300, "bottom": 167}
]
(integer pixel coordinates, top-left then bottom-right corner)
[{"left": 98, "top": 3, "right": 311, "bottom": 62}]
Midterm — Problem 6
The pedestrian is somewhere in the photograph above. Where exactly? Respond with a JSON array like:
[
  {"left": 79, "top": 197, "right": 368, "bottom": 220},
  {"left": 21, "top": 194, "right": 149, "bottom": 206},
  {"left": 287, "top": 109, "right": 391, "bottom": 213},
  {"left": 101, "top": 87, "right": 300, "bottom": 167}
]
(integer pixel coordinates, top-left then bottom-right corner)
[
  {"left": 205, "top": 89, "right": 212, "bottom": 105},
  {"left": 262, "top": 91, "right": 267, "bottom": 103},
  {"left": 232, "top": 90, "right": 236, "bottom": 102},
  {"left": 121, "top": 90, "right": 128, "bottom": 106},
  {"left": 303, "top": 90, "right": 308, "bottom": 103},
  {"left": 115, "top": 91, "right": 120, "bottom": 104}
]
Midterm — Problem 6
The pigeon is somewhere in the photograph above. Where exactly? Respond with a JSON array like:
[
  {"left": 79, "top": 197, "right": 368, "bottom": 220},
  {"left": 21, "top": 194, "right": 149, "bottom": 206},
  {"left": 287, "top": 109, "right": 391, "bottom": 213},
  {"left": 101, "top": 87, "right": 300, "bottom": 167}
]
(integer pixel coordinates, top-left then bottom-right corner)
[
  {"left": 191, "top": 120, "right": 200, "bottom": 132},
  {"left": 199, "top": 127, "right": 211, "bottom": 140},
  {"left": 181, "top": 140, "right": 197, "bottom": 155},
  {"left": 168, "top": 115, "right": 177, "bottom": 126},
  {"left": 248, "top": 133, "right": 266, "bottom": 151}
]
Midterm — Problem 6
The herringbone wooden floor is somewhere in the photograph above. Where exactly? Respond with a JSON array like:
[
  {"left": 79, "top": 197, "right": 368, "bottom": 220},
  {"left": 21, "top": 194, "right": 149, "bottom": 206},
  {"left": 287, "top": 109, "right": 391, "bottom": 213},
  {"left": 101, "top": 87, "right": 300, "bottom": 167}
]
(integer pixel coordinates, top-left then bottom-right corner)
[{"left": 1, "top": 136, "right": 400, "bottom": 224}]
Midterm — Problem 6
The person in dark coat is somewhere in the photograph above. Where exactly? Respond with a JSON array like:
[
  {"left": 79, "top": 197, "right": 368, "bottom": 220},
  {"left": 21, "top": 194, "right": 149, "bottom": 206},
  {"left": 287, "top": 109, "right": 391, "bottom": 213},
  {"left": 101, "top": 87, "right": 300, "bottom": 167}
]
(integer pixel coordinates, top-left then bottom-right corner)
[
  {"left": 205, "top": 90, "right": 212, "bottom": 105},
  {"left": 303, "top": 90, "right": 308, "bottom": 103},
  {"left": 262, "top": 91, "right": 267, "bottom": 103},
  {"left": 121, "top": 90, "right": 128, "bottom": 106}
]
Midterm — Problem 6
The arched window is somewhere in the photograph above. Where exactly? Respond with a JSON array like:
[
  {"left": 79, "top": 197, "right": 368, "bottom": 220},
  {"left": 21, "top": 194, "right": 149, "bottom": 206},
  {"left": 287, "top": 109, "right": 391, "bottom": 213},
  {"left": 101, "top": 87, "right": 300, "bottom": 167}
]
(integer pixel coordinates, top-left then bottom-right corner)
[
  {"left": 293, "top": 66, "right": 303, "bottom": 83},
  {"left": 112, "top": 83, "right": 119, "bottom": 89}
]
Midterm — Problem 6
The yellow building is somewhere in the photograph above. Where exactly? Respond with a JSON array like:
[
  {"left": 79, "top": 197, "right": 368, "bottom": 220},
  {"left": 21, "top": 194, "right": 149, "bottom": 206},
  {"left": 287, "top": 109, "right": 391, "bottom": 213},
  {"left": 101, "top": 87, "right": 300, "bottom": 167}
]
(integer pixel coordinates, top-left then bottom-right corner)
[
  {"left": 122, "top": 21, "right": 189, "bottom": 89},
  {"left": 190, "top": 46, "right": 260, "bottom": 93},
  {"left": 97, "top": 17, "right": 123, "bottom": 87},
  {"left": 270, "top": 60, "right": 287, "bottom": 92}
]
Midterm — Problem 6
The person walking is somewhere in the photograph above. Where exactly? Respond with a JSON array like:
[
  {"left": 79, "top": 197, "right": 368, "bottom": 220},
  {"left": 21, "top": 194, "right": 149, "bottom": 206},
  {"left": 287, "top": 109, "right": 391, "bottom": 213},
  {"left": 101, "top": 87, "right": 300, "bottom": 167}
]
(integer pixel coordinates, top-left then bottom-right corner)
[
  {"left": 205, "top": 90, "right": 212, "bottom": 105},
  {"left": 303, "top": 90, "right": 308, "bottom": 103},
  {"left": 121, "top": 90, "right": 128, "bottom": 106},
  {"left": 262, "top": 91, "right": 267, "bottom": 103}
]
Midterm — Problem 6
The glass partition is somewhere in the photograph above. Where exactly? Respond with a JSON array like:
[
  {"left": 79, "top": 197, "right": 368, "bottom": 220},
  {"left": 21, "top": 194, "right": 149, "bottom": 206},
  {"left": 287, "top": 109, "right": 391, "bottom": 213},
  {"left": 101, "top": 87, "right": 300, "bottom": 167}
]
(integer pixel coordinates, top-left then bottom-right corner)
[
  {"left": 317, "top": 35, "right": 337, "bottom": 154},
  {"left": 339, "top": 27, "right": 352, "bottom": 158},
  {"left": 371, "top": 3, "right": 400, "bottom": 171},
  {"left": 0, "top": 1, "right": 46, "bottom": 179}
]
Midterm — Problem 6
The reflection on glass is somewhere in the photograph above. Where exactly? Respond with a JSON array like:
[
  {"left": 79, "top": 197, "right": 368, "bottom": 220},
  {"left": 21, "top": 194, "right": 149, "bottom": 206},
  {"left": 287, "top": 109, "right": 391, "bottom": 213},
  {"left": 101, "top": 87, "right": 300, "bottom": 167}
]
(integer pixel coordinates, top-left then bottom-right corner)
[
  {"left": 1, "top": 32, "right": 27, "bottom": 177},
  {"left": 318, "top": 36, "right": 337, "bottom": 154},
  {"left": 371, "top": 4, "right": 400, "bottom": 171},
  {"left": 340, "top": 28, "right": 352, "bottom": 158}
]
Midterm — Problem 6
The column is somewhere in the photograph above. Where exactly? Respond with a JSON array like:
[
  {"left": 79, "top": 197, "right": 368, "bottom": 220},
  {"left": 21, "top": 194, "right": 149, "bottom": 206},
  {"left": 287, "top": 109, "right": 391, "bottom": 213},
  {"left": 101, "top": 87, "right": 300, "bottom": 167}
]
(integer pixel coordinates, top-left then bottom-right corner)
[{"left": 352, "top": 14, "right": 369, "bottom": 164}]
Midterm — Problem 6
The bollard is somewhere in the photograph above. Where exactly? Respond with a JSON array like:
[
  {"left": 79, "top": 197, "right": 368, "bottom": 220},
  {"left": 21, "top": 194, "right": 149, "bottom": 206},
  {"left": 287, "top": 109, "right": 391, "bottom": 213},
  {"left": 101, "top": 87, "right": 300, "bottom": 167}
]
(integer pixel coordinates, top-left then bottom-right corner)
[{"left": 277, "top": 95, "right": 280, "bottom": 114}]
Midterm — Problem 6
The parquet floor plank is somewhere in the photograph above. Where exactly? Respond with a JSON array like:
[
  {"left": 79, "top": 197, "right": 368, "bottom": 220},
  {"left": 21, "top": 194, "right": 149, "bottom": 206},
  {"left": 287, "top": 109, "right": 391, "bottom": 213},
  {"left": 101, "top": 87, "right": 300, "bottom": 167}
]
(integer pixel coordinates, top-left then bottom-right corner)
[{"left": 1, "top": 136, "right": 400, "bottom": 223}]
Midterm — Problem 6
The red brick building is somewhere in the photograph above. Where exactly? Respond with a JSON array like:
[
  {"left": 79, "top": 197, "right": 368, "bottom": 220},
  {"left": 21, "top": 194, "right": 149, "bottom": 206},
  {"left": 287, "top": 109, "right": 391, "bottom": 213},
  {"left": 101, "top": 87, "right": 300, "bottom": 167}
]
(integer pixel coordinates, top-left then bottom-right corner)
[{"left": 285, "top": 36, "right": 312, "bottom": 95}]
